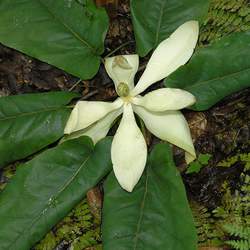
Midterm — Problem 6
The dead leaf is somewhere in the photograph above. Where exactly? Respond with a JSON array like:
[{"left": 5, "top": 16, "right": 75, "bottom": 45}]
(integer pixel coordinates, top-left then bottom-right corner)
[
  {"left": 186, "top": 112, "right": 208, "bottom": 141},
  {"left": 86, "top": 186, "right": 103, "bottom": 220}
]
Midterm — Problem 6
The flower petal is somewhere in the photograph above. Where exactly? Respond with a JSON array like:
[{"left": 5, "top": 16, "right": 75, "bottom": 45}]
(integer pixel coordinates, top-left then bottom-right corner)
[
  {"left": 64, "top": 98, "right": 123, "bottom": 134},
  {"left": 104, "top": 55, "right": 139, "bottom": 91},
  {"left": 132, "top": 88, "right": 196, "bottom": 112},
  {"left": 131, "top": 21, "right": 199, "bottom": 96},
  {"left": 62, "top": 108, "right": 122, "bottom": 144},
  {"left": 111, "top": 104, "right": 147, "bottom": 192},
  {"left": 133, "top": 105, "right": 196, "bottom": 163}
]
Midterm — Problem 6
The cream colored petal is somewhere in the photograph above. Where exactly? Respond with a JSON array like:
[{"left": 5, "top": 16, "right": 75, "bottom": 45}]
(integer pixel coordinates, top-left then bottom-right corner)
[
  {"left": 111, "top": 104, "right": 147, "bottom": 192},
  {"left": 64, "top": 98, "right": 123, "bottom": 134},
  {"left": 131, "top": 21, "right": 199, "bottom": 96},
  {"left": 62, "top": 108, "right": 122, "bottom": 144},
  {"left": 133, "top": 105, "right": 196, "bottom": 163},
  {"left": 104, "top": 55, "right": 139, "bottom": 91},
  {"left": 132, "top": 88, "right": 196, "bottom": 112}
]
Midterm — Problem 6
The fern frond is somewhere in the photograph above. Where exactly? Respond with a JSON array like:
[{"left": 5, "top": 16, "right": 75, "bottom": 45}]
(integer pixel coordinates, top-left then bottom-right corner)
[
  {"left": 35, "top": 199, "right": 101, "bottom": 250},
  {"left": 226, "top": 239, "right": 250, "bottom": 250},
  {"left": 193, "top": 151, "right": 250, "bottom": 248},
  {"left": 223, "top": 224, "right": 250, "bottom": 239},
  {"left": 199, "top": 0, "right": 250, "bottom": 45}
]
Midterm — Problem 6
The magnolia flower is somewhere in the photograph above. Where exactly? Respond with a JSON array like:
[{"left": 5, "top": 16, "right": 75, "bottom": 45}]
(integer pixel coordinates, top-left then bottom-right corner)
[{"left": 64, "top": 21, "right": 199, "bottom": 192}]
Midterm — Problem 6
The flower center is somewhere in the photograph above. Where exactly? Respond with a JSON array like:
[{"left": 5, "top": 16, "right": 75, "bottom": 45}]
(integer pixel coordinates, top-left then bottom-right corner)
[{"left": 117, "top": 82, "right": 130, "bottom": 97}]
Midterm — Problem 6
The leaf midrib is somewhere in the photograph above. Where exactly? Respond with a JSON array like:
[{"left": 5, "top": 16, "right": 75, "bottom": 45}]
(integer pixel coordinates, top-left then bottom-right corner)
[
  {"left": 154, "top": 0, "right": 166, "bottom": 46},
  {"left": 133, "top": 168, "right": 149, "bottom": 249},
  {"left": 0, "top": 106, "right": 70, "bottom": 121},
  {"left": 8, "top": 153, "right": 92, "bottom": 249},
  {"left": 37, "top": 0, "right": 96, "bottom": 53},
  {"left": 182, "top": 67, "right": 250, "bottom": 90}
]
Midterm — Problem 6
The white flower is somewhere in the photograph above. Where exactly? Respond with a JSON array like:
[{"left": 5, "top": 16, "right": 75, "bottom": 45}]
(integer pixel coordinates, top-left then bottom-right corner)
[{"left": 64, "top": 21, "right": 199, "bottom": 192}]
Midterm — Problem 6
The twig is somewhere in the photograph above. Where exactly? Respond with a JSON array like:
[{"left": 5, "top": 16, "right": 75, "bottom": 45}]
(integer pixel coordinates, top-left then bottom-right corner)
[
  {"left": 69, "top": 79, "right": 82, "bottom": 91},
  {"left": 104, "top": 40, "right": 135, "bottom": 58},
  {"left": 81, "top": 90, "right": 99, "bottom": 100}
]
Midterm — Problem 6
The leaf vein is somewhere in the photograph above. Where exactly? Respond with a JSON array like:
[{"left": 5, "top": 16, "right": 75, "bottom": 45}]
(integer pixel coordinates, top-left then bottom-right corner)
[
  {"left": 37, "top": 0, "right": 95, "bottom": 52},
  {"left": 154, "top": 0, "right": 166, "bottom": 46},
  {"left": 183, "top": 67, "right": 250, "bottom": 90},
  {"left": 0, "top": 107, "right": 70, "bottom": 121},
  {"left": 7, "top": 153, "right": 92, "bottom": 249},
  {"left": 133, "top": 168, "right": 149, "bottom": 250}
]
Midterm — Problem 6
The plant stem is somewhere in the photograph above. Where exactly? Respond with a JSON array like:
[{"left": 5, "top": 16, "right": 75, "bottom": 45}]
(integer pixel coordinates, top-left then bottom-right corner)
[
  {"left": 69, "top": 79, "right": 82, "bottom": 91},
  {"left": 104, "top": 40, "right": 135, "bottom": 58}
]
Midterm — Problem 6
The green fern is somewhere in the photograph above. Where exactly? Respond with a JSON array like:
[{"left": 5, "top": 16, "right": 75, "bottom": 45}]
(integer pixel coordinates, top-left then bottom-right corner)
[
  {"left": 191, "top": 202, "right": 223, "bottom": 247},
  {"left": 34, "top": 199, "right": 101, "bottom": 250},
  {"left": 214, "top": 157, "right": 250, "bottom": 249},
  {"left": 71, "top": 229, "right": 101, "bottom": 250},
  {"left": 192, "top": 153, "right": 250, "bottom": 248},
  {"left": 225, "top": 239, "right": 250, "bottom": 250},
  {"left": 199, "top": 0, "right": 250, "bottom": 45},
  {"left": 218, "top": 153, "right": 250, "bottom": 168},
  {"left": 223, "top": 224, "right": 250, "bottom": 240}
]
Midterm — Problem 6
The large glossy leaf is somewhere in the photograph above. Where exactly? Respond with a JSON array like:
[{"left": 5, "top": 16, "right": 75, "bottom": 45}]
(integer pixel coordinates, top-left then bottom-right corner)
[
  {"left": 0, "top": 91, "right": 78, "bottom": 168},
  {"left": 0, "top": 136, "right": 112, "bottom": 250},
  {"left": 102, "top": 143, "right": 197, "bottom": 250},
  {"left": 165, "top": 31, "right": 250, "bottom": 111},
  {"left": 131, "top": 0, "right": 209, "bottom": 56},
  {"left": 0, "top": 0, "right": 108, "bottom": 79}
]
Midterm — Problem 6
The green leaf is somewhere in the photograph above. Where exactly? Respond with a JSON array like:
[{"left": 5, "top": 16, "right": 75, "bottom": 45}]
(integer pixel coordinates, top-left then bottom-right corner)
[
  {"left": 102, "top": 143, "right": 197, "bottom": 250},
  {"left": 165, "top": 31, "right": 250, "bottom": 111},
  {"left": 0, "top": 91, "right": 78, "bottom": 168},
  {"left": 186, "top": 154, "right": 211, "bottom": 174},
  {"left": 0, "top": 0, "right": 108, "bottom": 79},
  {"left": 0, "top": 136, "right": 112, "bottom": 250},
  {"left": 198, "top": 153, "right": 211, "bottom": 165},
  {"left": 131, "top": 0, "right": 209, "bottom": 56},
  {"left": 186, "top": 161, "right": 202, "bottom": 174}
]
